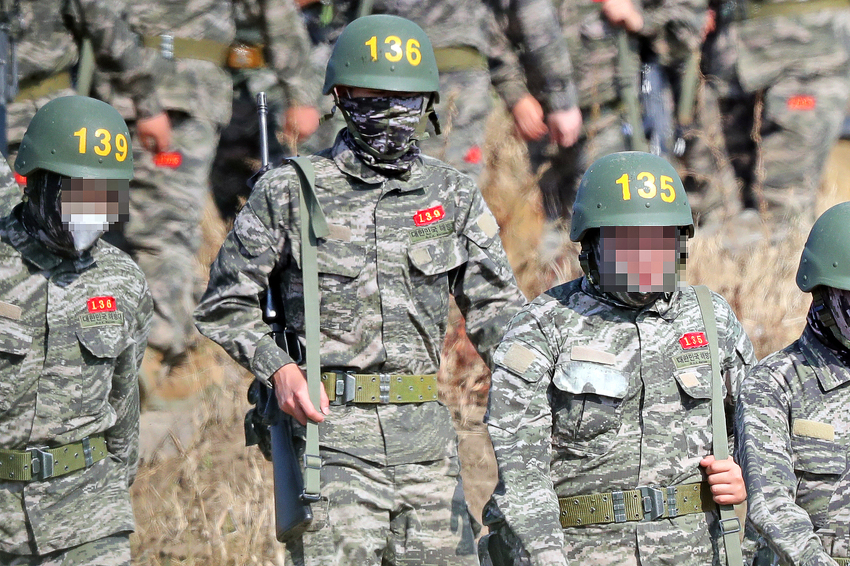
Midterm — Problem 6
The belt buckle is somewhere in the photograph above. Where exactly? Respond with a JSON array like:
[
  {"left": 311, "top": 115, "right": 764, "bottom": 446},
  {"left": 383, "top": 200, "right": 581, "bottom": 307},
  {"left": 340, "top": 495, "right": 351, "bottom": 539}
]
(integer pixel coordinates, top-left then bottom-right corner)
[
  {"left": 331, "top": 371, "right": 356, "bottom": 406},
  {"left": 160, "top": 34, "right": 174, "bottom": 60},
  {"left": 29, "top": 448, "right": 54, "bottom": 481},
  {"left": 637, "top": 486, "right": 665, "bottom": 522}
]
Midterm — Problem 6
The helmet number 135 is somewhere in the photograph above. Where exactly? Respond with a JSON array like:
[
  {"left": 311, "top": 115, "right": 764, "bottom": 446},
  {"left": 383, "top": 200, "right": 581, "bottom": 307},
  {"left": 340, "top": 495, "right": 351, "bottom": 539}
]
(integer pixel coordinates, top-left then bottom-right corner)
[
  {"left": 616, "top": 172, "right": 676, "bottom": 203},
  {"left": 365, "top": 35, "right": 422, "bottom": 66}
]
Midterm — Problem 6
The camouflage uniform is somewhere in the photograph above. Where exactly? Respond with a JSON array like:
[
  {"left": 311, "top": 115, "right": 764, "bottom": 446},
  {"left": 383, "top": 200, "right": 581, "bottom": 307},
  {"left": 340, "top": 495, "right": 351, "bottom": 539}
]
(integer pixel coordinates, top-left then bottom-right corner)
[
  {"left": 102, "top": 0, "right": 234, "bottom": 360},
  {"left": 0, "top": 212, "right": 152, "bottom": 564},
  {"left": 484, "top": 279, "right": 755, "bottom": 565},
  {"left": 737, "top": 327, "right": 850, "bottom": 566},
  {"left": 704, "top": 3, "right": 850, "bottom": 220},
  {"left": 211, "top": 0, "right": 318, "bottom": 220},
  {"left": 0, "top": 0, "right": 161, "bottom": 215},
  {"left": 195, "top": 131, "right": 526, "bottom": 565},
  {"left": 300, "top": 0, "right": 528, "bottom": 179}
]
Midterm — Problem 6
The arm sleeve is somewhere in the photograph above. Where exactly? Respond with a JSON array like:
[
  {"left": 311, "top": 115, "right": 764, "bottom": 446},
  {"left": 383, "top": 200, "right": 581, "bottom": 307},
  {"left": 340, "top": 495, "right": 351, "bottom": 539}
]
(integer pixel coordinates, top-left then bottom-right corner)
[
  {"left": 496, "top": 0, "right": 579, "bottom": 112},
  {"left": 736, "top": 366, "right": 837, "bottom": 566},
  {"left": 260, "top": 0, "right": 319, "bottom": 107},
  {"left": 74, "top": 0, "right": 163, "bottom": 118},
  {"left": 194, "top": 172, "right": 295, "bottom": 385},
  {"left": 451, "top": 180, "right": 526, "bottom": 370},
  {"left": 106, "top": 276, "right": 152, "bottom": 487},
  {"left": 483, "top": 3, "right": 532, "bottom": 110},
  {"left": 486, "top": 310, "right": 569, "bottom": 566}
]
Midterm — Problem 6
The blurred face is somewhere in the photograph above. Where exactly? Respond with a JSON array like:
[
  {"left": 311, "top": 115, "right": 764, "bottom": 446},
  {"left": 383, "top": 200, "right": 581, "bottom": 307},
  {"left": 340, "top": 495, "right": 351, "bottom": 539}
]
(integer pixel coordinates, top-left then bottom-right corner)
[
  {"left": 60, "top": 178, "right": 129, "bottom": 250},
  {"left": 597, "top": 225, "right": 681, "bottom": 293}
]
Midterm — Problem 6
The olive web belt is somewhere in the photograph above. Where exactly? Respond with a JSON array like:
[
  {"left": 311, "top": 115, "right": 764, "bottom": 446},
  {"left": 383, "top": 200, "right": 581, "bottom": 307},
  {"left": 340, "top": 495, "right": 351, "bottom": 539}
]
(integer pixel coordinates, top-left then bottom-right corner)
[
  {"left": 143, "top": 35, "right": 230, "bottom": 65},
  {"left": 746, "top": 0, "right": 850, "bottom": 19},
  {"left": 558, "top": 481, "right": 716, "bottom": 527},
  {"left": 0, "top": 434, "right": 108, "bottom": 482},
  {"left": 322, "top": 371, "right": 439, "bottom": 405}
]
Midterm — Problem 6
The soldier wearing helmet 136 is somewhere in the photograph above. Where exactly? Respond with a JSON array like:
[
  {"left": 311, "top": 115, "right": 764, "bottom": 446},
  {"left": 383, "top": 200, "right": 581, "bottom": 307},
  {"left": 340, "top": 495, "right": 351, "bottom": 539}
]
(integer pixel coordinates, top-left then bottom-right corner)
[
  {"left": 480, "top": 151, "right": 755, "bottom": 566},
  {"left": 0, "top": 96, "right": 152, "bottom": 565},
  {"left": 737, "top": 202, "right": 850, "bottom": 566},
  {"left": 194, "top": 14, "right": 526, "bottom": 566}
]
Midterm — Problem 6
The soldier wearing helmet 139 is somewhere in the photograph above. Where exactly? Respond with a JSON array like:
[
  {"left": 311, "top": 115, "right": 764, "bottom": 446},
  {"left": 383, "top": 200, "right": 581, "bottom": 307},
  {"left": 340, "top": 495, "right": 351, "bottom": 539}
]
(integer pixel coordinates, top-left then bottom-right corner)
[
  {"left": 736, "top": 202, "right": 850, "bottom": 566},
  {"left": 194, "top": 14, "right": 526, "bottom": 566},
  {"left": 0, "top": 96, "right": 152, "bottom": 565},
  {"left": 479, "top": 151, "right": 755, "bottom": 566}
]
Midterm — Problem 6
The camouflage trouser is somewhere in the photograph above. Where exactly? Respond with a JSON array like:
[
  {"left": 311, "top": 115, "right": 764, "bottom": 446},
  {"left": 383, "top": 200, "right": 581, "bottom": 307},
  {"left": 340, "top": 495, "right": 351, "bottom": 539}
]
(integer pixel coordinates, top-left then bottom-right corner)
[
  {"left": 285, "top": 451, "right": 479, "bottom": 566},
  {"left": 715, "top": 72, "right": 849, "bottom": 221},
  {"left": 299, "top": 68, "right": 492, "bottom": 180},
  {"left": 0, "top": 533, "right": 130, "bottom": 566},
  {"left": 528, "top": 104, "right": 627, "bottom": 223},
  {"left": 121, "top": 111, "right": 219, "bottom": 358}
]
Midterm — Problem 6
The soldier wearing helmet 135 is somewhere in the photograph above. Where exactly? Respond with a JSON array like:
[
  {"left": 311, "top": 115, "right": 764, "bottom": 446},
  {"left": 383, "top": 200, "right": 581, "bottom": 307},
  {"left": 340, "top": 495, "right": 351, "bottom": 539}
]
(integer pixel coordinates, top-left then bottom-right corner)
[
  {"left": 479, "top": 151, "right": 755, "bottom": 566},
  {"left": 0, "top": 96, "right": 152, "bottom": 565},
  {"left": 194, "top": 15, "right": 526, "bottom": 566},
  {"left": 737, "top": 202, "right": 850, "bottom": 566}
]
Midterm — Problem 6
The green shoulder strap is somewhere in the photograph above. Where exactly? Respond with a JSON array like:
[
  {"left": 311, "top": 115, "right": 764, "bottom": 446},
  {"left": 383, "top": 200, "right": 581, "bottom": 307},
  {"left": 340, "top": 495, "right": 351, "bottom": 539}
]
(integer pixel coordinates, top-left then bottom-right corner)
[
  {"left": 286, "top": 156, "right": 328, "bottom": 500},
  {"left": 693, "top": 285, "right": 744, "bottom": 566},
  {"left": 357, "top": 0, "right": 375, "bottom": 18},
  {"left": 616, "top": 30, "right": 648, "bottom": 152}
]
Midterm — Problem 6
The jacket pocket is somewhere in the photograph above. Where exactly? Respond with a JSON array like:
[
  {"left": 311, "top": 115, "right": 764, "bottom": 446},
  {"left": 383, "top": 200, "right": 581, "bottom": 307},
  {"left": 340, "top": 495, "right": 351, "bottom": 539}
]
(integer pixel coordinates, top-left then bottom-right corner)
[
  {"left": 792, "top": 435, "right": 847, "bottom": 476},
  {"left": 551, "top": 361, "right": 629, "bottom": 457},
  {"left": 76, "top": 325, "right": 128, "bottom": 415},
  {"left": 315, "top": 239, "right": 365, "bottom": 332},
  {"left": 0, "top": 319, "right": 33, "bottom": 413},
  {"left": 675, "top": 366, "right": 720, "bottom": 458},
  {"left": 408, "top": 235, "right": 467, "bottom": 324}
]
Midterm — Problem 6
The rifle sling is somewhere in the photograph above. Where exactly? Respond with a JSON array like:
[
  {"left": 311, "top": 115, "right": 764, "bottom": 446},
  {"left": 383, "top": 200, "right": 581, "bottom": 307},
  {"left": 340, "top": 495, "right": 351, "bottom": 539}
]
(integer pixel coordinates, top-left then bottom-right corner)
[
  {"left": 286, "top": 156, "right": 328, "bottom": 500},
  {"left": 693, "top": 285, "right": 743, "bottom": 566}
]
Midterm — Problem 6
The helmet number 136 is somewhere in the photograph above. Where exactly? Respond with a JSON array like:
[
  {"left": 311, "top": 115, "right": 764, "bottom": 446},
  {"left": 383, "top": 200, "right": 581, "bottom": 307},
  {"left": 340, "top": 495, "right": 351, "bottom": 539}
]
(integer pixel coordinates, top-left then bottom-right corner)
[{"left": 364, "top": 35, "right": 421, "bottom": 66}]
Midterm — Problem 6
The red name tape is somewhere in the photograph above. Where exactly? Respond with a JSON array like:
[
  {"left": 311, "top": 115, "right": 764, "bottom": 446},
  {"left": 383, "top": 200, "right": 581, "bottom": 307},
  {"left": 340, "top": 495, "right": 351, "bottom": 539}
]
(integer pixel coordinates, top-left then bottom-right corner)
[
  {"left": 679, "top": 332, "right": 708, "bottom": 350},
  {"left": 154, "top": 152, "right": 183, "bottom": 168},
  {"left": 88, "top": 296, "right": 117, "bottom": 313},
  {"left": 413, "top": 205, "right": 446, "bottom": 226}
]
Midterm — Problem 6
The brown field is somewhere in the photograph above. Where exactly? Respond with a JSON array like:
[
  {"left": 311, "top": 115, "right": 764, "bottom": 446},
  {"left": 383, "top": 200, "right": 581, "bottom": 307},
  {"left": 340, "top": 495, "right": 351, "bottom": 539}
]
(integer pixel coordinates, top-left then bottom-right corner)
[{"left": 129, "top": 109, "right": 850, "bottom": 565}]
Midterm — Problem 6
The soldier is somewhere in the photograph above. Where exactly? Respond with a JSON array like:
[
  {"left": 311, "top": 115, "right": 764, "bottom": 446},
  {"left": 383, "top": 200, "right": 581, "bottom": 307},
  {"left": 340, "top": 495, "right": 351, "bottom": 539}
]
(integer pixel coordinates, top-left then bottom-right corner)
[
  {"left": 211, "top": 0, "right": 320, "bottom": 220},
  {"left": 195, "top": 15, "right": 526, "bottom": 565},
  {"left": 99, "top": 0, "right": 235, "bottom": 400},
  {"left": 1, "top": 0, "right": 169, "bottom": 214},
  {"left": 704, "top": 0, "right": 850, "bottom": 226},
  {"left": 481, "top": 151, "right": 755, "bottom": 565},
  {"left": 299, "top": 0, "right": 530, "bottom": 180},
  {"left": 737, "top": 202, "right": 850, "bottom": 566},
  {"left": 0, "top": 96, "right": 152, "bottom": 565}
]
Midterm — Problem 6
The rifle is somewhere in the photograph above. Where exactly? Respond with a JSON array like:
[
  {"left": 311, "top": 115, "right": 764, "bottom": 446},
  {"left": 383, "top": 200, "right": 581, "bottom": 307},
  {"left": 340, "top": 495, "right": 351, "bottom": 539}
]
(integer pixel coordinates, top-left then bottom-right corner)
[{"left": 244, "top": 92, "right": 315, "bottom": 543}]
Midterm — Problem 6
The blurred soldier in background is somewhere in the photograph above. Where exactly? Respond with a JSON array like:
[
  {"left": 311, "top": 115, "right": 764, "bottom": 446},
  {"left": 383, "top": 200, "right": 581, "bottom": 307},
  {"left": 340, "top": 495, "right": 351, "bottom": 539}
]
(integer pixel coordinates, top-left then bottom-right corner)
[
  {"left": 299, "top": 0, "right": 530, "bottom": 180},
  {"left": 97, "top": 0, "right": 234, "bottom": 404},
  {"left": 704, "top": 0, "right": 850, "bottom": 230},
  {"left": 211, "top": 0, "right": 320, "bottom": 221},
  {"left": 0, "top": 96, "right": 152, "bottom": 566},
  {"left": 738, "top": 202, "right": 850, "bottom": 566},
  {"left": 0, "top": 0, "right": 169, "bottom": 216},
  {"left": 196, "top": 15, "right": 526, "bottom": 565}
]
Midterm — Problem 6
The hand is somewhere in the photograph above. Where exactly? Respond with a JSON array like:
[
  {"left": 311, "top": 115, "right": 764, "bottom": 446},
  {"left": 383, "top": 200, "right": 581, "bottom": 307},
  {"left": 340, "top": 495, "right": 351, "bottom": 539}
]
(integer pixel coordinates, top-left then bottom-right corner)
[
  {"left": 282, "top": 105, "right": 321, "bottom": 147},
  {"left": 702, "top": 9, "right": 717, "bottom": 39},
  {"left": 271, "top": 363, "right": 330, "bottom": 426},
  {"left": 511, "top": 94, "right": 548, "bottom": 142},
  {"left": 136, "top": 111, "right": 172, "bottom": 153},
  {"left": 546, "top": 108, "right": 583, "bottom": 147},
  {"left": 602, "top": 0, "right": 644, "bottom": 32},
  {"left": 700, "top": 455, "right": 747, "bottom": 505}
]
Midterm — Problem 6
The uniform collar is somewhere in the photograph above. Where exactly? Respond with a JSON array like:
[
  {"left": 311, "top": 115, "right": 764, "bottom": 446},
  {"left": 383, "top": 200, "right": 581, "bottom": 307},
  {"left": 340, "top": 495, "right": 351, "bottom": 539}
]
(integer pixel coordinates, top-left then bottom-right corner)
[
  {"left": 800, "top": 325, "right": 850, "bottom": 391},
  {"left": 580, "top": 276, "right": 678, "bottom": 317},
  {"left": 330, "top": 131, "right": 429, "bottom": 193},
  {"left": 5, "top": 208, "right": 97, "bottom": 273}
]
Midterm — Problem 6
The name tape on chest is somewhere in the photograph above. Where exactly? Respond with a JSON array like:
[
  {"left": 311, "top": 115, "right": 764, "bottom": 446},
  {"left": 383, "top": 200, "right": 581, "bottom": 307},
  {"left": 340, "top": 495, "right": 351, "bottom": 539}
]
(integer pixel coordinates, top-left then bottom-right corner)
[
  {"left": 409, "top": 220, "right": 453, "bottom": 244},
  {"left": 671, "top": 349, "right": 711, "bottom": 370},
  {"left": 0, "top": 300, "right": 22, "bottom": 321},
  {"left": 79, "top": 311, "right": 124, "bottom": 328}
]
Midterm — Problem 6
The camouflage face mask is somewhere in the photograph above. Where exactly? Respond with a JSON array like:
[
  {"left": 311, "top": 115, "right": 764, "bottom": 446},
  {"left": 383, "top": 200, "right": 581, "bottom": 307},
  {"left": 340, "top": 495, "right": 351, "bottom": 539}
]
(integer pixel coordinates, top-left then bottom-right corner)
[
  {"left": 826, "top": 287, "right": 850, "bottom": 346},
  {"left": 338, "top": 95, "right": 424, "bottom": 170}
]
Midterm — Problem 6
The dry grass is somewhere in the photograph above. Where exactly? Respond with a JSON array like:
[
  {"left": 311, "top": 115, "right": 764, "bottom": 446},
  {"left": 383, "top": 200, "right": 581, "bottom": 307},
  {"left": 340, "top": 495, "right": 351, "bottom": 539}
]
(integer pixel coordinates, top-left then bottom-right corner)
[{"left": 130, "top": 106, "right": 850, "bottom": 564}]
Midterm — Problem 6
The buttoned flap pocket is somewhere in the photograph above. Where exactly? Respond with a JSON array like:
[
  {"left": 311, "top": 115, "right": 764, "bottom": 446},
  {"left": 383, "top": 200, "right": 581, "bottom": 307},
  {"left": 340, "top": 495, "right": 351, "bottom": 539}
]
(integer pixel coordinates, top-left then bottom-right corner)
[
  {"left": 76, "top": 325, "right": 127, "bottom": 359},
  {"left": 0, "top": 318, "right": 32, "bottom": 357},
  {"left": 792, "top": 433, "right": 847, "bottom": 476},
  {"left": 463, "top": 210, "right": 499, "bottom": 251},
  {"left": 315, "top": 238, "right": 365, "bottom": 279},
  {"left": 409, "top": 234, "right": 467, "bottom": 276},
  {"left": 551, "top": 357, "right": 629, "bottom": 456},
  {"left": 674, "top": 367, "right": 714, "bottom": 401},
  {"left": 675, "top": 366, "right": 722, "bottom": 458}
]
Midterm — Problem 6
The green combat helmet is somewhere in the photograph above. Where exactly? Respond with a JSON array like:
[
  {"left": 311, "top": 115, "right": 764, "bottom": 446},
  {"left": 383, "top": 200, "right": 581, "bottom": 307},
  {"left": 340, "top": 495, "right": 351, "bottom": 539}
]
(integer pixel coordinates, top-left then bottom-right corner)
[
  {"left": 15, "top": 95, "right": 134, "bottom": 180},
  {"left": 323, "top": 14, "right": 442, "bottom": 147},
  {"left": 796, "top": 202, "right": 850, "bottom": 293},
  {"left": 570, "top": 151, "right": 694, "bottom": 243}
]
